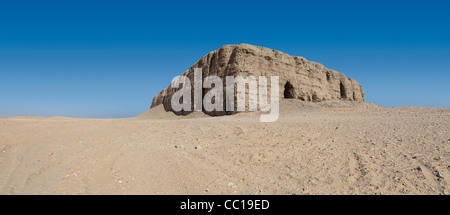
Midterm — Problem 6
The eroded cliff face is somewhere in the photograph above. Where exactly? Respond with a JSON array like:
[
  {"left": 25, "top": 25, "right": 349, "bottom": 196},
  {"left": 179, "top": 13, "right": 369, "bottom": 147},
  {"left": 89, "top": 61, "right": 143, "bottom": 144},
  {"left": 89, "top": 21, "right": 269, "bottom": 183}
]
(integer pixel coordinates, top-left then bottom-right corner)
[{"left": 151, "top": 44, "right": 365, "bottom": 116}]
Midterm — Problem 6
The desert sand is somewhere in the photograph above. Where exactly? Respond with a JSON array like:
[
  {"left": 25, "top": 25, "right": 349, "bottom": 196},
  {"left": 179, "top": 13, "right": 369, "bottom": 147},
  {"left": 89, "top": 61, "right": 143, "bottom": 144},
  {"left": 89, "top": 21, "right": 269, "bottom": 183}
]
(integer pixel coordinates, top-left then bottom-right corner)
[{"left": 0, "top": 100, "right": 448, "bottom": 195}]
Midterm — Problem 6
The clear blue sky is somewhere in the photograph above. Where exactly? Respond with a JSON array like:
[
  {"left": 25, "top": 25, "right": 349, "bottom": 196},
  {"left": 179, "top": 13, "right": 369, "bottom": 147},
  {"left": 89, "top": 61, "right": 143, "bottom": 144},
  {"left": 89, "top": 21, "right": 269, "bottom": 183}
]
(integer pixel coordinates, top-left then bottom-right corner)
[{"left": 0, "top": 0, "right": 449, "bottom": 118}]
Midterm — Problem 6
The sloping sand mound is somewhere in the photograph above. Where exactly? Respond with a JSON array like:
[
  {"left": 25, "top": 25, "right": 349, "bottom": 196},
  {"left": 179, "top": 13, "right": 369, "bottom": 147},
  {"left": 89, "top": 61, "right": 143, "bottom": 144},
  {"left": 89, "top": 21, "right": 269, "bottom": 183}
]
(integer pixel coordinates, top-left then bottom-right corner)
[
  {"left": 137, "top": 99, "right": 381, "bottom": 120},
  {"left": 135, "top": 105, "right": 210, "bottom": 120}
]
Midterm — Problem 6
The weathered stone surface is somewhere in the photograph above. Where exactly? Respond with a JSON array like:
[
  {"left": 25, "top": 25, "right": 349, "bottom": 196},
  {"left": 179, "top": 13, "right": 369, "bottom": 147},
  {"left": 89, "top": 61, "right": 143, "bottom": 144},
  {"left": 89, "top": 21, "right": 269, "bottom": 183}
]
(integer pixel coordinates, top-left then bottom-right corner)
[{"left": 150, "top": 44, "right": 365, "bottom": 116}]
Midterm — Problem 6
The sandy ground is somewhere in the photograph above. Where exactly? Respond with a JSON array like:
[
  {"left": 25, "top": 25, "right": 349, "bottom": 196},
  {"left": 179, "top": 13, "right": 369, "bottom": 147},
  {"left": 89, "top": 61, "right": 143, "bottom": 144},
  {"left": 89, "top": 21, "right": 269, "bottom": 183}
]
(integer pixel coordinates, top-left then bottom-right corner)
[{"left": 0, "top": 100, "right": 449, "bottom": 195}]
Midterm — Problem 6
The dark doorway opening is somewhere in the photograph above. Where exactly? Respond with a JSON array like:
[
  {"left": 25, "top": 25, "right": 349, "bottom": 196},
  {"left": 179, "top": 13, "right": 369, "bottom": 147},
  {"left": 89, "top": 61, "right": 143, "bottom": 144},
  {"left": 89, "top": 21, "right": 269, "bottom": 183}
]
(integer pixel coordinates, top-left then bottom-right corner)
[
  {"left": 340, "top": 81, "right": 347, "bottom": 99},
  {"left": 284, "top": 81, "right": 295, "bottom": 99}
]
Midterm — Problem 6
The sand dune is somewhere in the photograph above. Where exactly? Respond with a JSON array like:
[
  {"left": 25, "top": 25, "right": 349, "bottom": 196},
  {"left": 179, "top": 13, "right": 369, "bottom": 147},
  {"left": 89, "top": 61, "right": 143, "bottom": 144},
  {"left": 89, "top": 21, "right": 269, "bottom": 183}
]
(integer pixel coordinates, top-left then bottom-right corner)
[{"left": 0, "top": 100, "right": 448, "bottom": 194}]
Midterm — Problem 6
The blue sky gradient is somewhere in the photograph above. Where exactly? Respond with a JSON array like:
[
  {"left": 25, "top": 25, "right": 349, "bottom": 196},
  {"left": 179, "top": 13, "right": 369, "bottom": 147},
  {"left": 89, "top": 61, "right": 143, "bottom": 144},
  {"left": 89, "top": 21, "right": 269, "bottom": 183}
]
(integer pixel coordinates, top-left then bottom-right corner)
[{"left": 1, "top": 0, "right": 449, "bottom": 118}]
